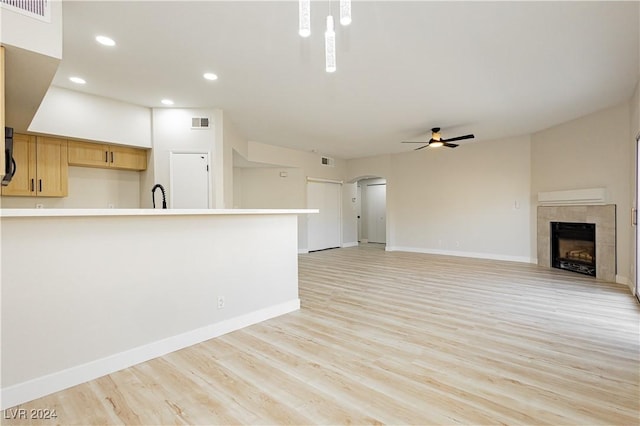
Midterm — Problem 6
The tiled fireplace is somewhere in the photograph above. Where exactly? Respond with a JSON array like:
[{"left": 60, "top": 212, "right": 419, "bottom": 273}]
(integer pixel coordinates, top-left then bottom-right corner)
[{"left": 537, "top": 205, "right": 616, "bottom": 282}]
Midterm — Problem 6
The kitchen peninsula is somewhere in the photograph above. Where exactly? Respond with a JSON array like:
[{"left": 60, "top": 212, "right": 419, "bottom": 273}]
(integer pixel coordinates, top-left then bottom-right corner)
[{"left": 0, "top": 208, "right": 316, "bottom": 409}]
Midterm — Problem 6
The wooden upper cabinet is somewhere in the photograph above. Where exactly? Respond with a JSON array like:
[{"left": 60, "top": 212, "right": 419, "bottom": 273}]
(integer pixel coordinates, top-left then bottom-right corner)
[
  {"left": 68, "top": 141, "right": 147, "bottom": 171},
  {"left": 67, "top": 140, "right": 110, "bottom": 168},
  {"left": 36, "top": 137, "right": 68, "bottom": 197},
  {"left": 1, "top": 133, "right": 35, "bottom": 196},
  {"left": 110, "top": 145, "right": 147, "bottom": 171},
  {"left": 1, "top": 134, "right": 68, "bottom": 197}
]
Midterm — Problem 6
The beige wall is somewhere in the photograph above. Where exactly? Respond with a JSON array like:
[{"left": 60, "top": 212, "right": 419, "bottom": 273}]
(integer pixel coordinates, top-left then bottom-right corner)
[
  {"left": 234, "top": 141, "right": 348, "bottom": 251},
  {"left": 234, "top": 166, "right": 308, "bottom": 250},
  {"left": 531, "top": 102, "right": 632, "bottom": 285},
  {"left": 1, "top": 167, "right": 140, "bottom": 208},
  {"left": 392, "top": 136, "right": 532, "bottom": 259},
  {"left": 346, "top": 136, "right": 532, "bottom": 261},
  {"left": 235, "top": 167, "right": 305, "bottom": 209}
]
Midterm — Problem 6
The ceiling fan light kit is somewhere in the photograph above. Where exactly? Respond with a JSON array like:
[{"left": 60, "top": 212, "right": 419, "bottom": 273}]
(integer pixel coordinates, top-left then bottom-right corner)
[{"left": 401, "top": 127, "right": 475, "bottom": 150}]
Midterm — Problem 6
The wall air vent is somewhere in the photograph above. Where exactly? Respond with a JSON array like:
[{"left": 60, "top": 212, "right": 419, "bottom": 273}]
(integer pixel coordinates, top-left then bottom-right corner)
[
  {"left": 1, "top": 0, "right": 50, "bottom": 21},
  {"left": 321, "top": 156, "right": 335, "bottom": 167},
  {"left": 191, "top": 117, "right": 210, "bottom": 129}
]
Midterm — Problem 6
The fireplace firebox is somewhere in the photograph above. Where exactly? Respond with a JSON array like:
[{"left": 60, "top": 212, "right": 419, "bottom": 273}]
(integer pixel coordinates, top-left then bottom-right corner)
[{"left": 551, "top": 222, "right": 596, "bottom": 277}]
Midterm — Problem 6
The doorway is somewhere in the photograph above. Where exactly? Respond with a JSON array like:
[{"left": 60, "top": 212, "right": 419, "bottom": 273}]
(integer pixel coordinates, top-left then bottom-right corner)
[
  {"left": 636, "top": 133, "right": 639, "bottom": 301},
  {"left": 307, "top": 179, "right": 342, "bottom": 252},
  {"left": 357, "top": 178, "right": 387, "bottom": 245},
  {"left": 169, "top": 152, "right": 210, "bottom": 208}
]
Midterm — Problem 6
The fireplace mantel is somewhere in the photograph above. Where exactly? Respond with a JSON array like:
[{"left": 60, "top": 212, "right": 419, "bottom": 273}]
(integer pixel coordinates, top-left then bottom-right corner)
[
  {"left": 538, "top": 188, "right": 606, "bottom": 205},
  {"left": 537, "top": 205, "right": 616, "bottom": 282}
]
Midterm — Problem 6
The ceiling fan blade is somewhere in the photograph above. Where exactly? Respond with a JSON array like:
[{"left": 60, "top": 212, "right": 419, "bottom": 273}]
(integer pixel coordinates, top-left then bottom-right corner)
[
  {"left": 443, "top": 142, "right": 459, "bottom": 148},
  {"left": 441, "top": 134, "right": 474, "bottom": 143},
  {"left": 414, "top": 145, "right": 429, "bottom": 151}
]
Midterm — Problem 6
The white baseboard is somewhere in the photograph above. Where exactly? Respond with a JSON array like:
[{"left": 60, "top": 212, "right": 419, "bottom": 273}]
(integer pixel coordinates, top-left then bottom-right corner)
[
  {"left": 616, "top": 274, "right": 633, "bottom": 290},
  {"left": 0, "top": 299, "right": 300, "bottom": 410},
  {"left": 298, "top": 248, "right": 309, "bottom": 254},
  {"left": 341, "top": 241, "right": 359, "bottom": 248},
  {"left": 360, "top": 239, "right": 369, "bottom": 243},
  {"left": 385, "top": 246, "right": 534, "bottom": 264}
]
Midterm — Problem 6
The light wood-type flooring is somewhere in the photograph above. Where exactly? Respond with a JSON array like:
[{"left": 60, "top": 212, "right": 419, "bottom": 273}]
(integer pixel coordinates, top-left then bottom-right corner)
[{"left": 2, "top": 244, "right": 639, "bottom": 425}]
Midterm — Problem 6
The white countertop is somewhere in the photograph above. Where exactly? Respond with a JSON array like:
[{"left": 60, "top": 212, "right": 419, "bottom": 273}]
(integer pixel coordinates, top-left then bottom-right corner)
[{"left": 0, "top": 208, "right": 318, "bottom": 218}]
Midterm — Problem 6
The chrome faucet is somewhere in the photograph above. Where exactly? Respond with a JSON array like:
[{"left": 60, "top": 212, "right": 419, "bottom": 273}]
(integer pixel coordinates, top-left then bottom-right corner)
[{"left": 151, "top": 184, "right": 167, "bottom": 209}]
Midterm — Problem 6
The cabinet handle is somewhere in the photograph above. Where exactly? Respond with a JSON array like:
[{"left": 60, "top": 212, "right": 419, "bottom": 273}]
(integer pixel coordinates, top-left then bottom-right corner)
[
  {"left": 105, "top": 151, "right": 109, "bottom": 163},
  {"left": 30, "top": 179, "right": 34, "bottom": 192},
  {"left": 111, "top": 152, "right": 114, "bottom": 163},
  {"left": 633, "top": 208, "right": 638, "bottom": 226},
  {"left": 39, "top": 179, "right": 42, "bottom": 193}
]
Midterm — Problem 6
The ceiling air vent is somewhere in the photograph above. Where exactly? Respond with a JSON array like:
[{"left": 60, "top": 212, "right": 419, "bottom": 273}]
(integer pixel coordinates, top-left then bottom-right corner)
[
  {"left": 1, "top": 0, "right": 50, "bottom": 21},
  {"left": 321, "top": 156, "right": 335, "bottom": 167},
  {"left": 191, "top": 117, "right": 210, "bottom": 129}
]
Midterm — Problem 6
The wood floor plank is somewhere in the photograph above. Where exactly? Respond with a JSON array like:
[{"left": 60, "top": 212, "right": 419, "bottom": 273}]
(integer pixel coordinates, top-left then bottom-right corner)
[{"left": 2, "top": 243, "right": 638, "bottom": 425}]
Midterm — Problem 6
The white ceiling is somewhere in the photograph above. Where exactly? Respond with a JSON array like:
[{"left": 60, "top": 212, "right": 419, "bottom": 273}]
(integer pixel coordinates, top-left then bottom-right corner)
[{"left": 52, "top": 1, "right": 639, "bottom": 159}]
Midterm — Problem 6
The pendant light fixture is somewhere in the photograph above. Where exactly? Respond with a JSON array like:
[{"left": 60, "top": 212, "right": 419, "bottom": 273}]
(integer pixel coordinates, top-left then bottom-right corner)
[
  {"left": 339, "top": 0, "right": 351, "bottom": 26},
  {"left": 325, "top": 15, "right": 336, "bottom": 73},
  {"left": 299, "top": 1, "right": 351, "bottom": 72},
  {"left": 299, "top": 0, "right": 311, "bottom": 37}
]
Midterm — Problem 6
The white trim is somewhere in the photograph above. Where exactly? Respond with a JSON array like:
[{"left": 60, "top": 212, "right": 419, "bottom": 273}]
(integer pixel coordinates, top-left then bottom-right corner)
[
  {"left": 341, "top": 241, "right": 359, "bottom": 248},
  {"left": 306, "top": 177, "right": 343, "bottom": 184},
  {"left": 616, "top": 275, "right": 632, "bottom": 290},
  {"left": 537, "top": 188, "right": 606, "bottom": 205},
  {"left": 385, "top": 246, "right": 535, "bottom": 264},
  {"left": 298, "top": 248, "right": 309, "bottom": 254},
  {"left": 0, "top": 299, "right": 300, "bottom": 410}
]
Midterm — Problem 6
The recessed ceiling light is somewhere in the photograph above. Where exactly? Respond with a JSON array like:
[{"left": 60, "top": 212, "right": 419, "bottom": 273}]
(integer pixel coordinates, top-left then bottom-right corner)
[
  {"left": 69, "top": 76, "right": 86, "bottom": 84},
  {"left": 161, "top": 99, "right": 174, "bottom": 105},
  {"left": 96, "top": 35, "right": 116, "bottom": 46},
  {"left": 203, "top": 73, "right": 218, "bottom": 81}
]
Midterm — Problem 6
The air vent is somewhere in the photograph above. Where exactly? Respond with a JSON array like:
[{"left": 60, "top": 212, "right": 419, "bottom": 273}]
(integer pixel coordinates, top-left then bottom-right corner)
[
  {"left": 1, "top": 0, "right": 50, "bottom": 21},
  {"left": 321, "top": 156, "right": 335, "bottom": 167},
  {"left": 191, "top": 117, "right": 210, "bottom": 129}
]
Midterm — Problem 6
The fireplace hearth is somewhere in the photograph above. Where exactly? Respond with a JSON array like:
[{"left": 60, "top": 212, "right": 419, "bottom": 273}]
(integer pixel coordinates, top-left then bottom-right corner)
[{"left": 551, "top": 222, "right": 596, "bottom": 277}]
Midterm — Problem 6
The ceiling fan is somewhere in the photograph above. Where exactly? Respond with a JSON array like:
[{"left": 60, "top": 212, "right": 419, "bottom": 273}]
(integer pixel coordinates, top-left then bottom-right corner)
[{"left": 402, "top": 127, "right": 475, "bottom": 150}]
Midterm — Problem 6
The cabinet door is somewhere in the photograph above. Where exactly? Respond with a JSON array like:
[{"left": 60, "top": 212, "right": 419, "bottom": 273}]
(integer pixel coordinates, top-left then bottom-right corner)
[
  {"left": 1, "top": 134, "right": 36, "bottom": 196},
  {"left": 36, "top": 137, "right": 68, "bottom": 197},
  {"left": 68, "top": 141, "right": 109, "bottom": 168},
  {"left": 110, "top": 146, "right": 147, "bottom": 171}
]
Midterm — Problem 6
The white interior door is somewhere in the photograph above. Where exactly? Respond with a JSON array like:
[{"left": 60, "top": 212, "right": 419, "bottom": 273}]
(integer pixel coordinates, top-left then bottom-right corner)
[
  {"left": 366, "top": 184, "right": 386, "bottom": 244},
  {"left": 170, "top": 152, "right": 210, "bottom": 209},
  {"left": 636, "top": 135, "right": 639, "bottom": 300},
  {"left": 307, "top": 180, "right": 341, "bottom": 251}
]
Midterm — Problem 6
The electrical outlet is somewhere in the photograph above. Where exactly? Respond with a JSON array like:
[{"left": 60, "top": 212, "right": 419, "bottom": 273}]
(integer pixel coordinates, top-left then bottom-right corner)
[
  {"left": 35, "top": 203, "right": 44, "bottom": 209},
  {"left": 217, "top": 296, "right": 225, "bottom": 309},
  {"left": 108, "top": 203, "right": 115, "bottom": 209}
]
